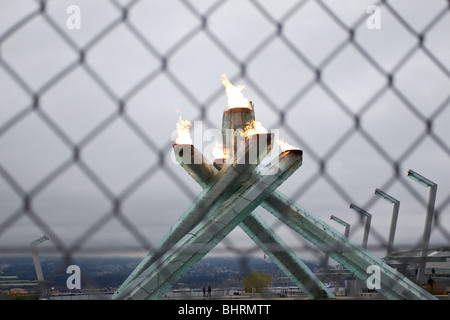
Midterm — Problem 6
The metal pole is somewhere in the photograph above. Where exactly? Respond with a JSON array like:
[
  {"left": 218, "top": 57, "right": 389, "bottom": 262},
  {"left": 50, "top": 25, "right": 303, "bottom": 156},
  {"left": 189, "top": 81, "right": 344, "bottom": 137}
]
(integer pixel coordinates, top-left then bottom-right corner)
[
  {"left": 30, "top": 235, "right": 49, "bottom": 298},
  {"left": 418, "top": 184, "right": 437, "bottom": 283},
  {"left": 374, "top": 188, "right": 401, "bottom": 264},
  {"left": 387, "top": 201, "right": 400, "bottom": 260},
  {"left": 349, "top": 204, "right": 371, "bottom": 250},
  {"left": 330, "top": 215, "right": 350, "bottom": 271},
  {"left": 363, "top": 214, "right": 372, "bottom": 250},
  {"left": 329, "top": 215, "right": 350, "bottom": 295},
  {"left": 406, "top": 170, "right": 438, "bottom": 284}
]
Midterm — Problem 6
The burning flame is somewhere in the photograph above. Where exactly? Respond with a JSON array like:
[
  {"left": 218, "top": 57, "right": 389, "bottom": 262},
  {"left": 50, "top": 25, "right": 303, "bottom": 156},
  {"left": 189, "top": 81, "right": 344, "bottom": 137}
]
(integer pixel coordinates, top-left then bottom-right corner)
[
  {"left": 175, "top": 116, "right": 193, "bottom": 145},
  {"left": 212, "top": 142, "right": 226, "bottom": 159},
  {"left": 276, "top": 138, "right": 300, "bottom": 152},
  {"left": 243, "top": 120, "right": 268, "bottom": 136},
  {"left": 222, "top": 74, "right": 252, "bottom": 110}
]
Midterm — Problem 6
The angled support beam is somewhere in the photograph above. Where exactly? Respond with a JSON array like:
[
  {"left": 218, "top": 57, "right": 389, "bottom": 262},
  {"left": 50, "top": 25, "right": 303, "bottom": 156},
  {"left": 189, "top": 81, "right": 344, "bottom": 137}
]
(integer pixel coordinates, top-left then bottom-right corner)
[
  {"left": 115, "top": 149, "right": 303, "bottom": 300},
  {"left": 116, "top": 160, "right": 436, "bottom": 300},
  {"left": 115, "top": 134, "right": 272, "bottom": 297},
  {"left": 115, "top": 134, "right": 272, "bottom": 295},
  {"left": 240, "top": 214, "right": 332, "bottom": 299},
  {"left": 176, "top": 145, "right": 333, "bottom": 299},
  {"left": 116, "top": 144, "right": 332, "bottom": 299},
  {"left": 114, "top": 81, "right": 436, "bottom": 301},
  {"left": 262, "top": 192, "right": 437, "bottom": 300}
]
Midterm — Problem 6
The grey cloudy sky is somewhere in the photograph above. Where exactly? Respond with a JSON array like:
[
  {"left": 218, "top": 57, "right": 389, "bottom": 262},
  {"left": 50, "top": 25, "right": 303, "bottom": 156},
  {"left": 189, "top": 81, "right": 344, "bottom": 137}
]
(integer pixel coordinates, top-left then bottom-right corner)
[{"left": 0, "top": 0, "right": 449, "bottom": 262}]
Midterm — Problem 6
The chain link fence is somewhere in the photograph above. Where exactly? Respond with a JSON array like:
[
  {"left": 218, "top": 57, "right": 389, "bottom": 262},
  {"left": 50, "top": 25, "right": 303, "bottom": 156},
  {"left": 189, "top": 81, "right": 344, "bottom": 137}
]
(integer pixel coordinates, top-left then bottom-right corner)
[{"left": 0, "top": 0, "right": 449, "bottom": 295}]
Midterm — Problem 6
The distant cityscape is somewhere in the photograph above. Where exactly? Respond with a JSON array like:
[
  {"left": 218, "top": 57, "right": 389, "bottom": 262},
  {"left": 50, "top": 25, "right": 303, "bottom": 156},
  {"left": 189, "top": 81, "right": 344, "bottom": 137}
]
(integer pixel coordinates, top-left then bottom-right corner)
[{"left": 0, "top": 255, "right": 321, "bottom": 295}]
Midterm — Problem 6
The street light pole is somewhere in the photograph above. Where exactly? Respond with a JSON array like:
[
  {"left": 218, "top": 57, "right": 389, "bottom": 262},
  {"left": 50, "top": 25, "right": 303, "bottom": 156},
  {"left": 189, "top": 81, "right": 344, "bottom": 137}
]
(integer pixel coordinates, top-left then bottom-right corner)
[
  {"left": 407, "top": 169, "right": 437, "bottom": 284},
  {"left": 30, "top": 235, "right": 49, "bottom": 298},
  {"left": 349, "top": 204, "right": 372, "bottom": 250},
  {"left": 330, "top": 214, "right": 351, "bottom": 270},
  {"left": 329, "top": 215, "right": 351, "bottom": 296},
  {"left": 374, "top": 188, "right": 400, "bottom": 262},
  {"left": 330, "top": 215, "right": 350, "bottom": 238}
]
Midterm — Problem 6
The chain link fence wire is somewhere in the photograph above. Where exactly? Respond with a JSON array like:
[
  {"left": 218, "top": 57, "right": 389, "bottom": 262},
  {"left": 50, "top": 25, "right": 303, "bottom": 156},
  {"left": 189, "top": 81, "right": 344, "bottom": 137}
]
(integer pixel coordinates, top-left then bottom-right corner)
[{"left": 0, "top": 0, "right": 449, "bottom": 296}]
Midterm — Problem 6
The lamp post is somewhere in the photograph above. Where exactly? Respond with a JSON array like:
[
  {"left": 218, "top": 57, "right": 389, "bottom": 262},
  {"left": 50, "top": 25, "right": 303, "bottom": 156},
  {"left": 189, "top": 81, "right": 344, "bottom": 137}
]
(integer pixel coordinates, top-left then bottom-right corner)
[
  {"left": 329, "top": 215, "right": 351, "bottom": 296},
  {"left": 330, "top": 215, "right": 350, "bottom": 270},
  {"left": 349, "top": 204, "right": 372, "bottom": 250},
  {"left": 374, "top": 188, "right": 400, "bottom": 262},
  {"left": 330, "top": 215, "right": 350, "bottom": 238},
  {"left": 30, "top": 235, "right": 49, "bottom": 298},
  {"left": 407, "top": 169, "right": 437, "bottom": 283}
]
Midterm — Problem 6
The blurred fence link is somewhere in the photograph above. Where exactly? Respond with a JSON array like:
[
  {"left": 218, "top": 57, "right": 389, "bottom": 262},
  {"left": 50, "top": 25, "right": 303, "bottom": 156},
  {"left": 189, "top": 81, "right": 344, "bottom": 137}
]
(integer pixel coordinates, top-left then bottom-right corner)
[{"left": 0, "top": 0, "right": 449, "bottom": 290}]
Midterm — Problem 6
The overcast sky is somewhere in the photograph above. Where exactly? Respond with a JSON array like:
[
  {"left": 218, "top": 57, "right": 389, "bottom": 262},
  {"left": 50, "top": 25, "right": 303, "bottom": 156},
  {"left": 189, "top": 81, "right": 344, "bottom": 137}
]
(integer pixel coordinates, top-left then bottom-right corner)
[{"left": 0, "top": 0, "right": 449, "bottom": 263}]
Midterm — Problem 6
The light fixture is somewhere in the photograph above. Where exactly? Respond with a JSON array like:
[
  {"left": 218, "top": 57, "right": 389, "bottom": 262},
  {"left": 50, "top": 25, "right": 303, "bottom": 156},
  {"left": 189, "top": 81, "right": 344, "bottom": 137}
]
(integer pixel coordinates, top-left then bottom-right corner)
[
  {"left": 407, "top": 169, "right": 437, "bottom": 283},
  {"left": 407, "top": 169, "right": 436, "bottom": 187},
  {"left": 349, "top": 203, "right": 371, "bottom": 217},
  {"left": 375, "top": 188, "right": 399, "bottom": 204},
  {"left": 349, "top": 203, "right": 372, "bottom": 249},
  {"left": 30, "top": 235, "right": 49, "bottom": 298},
  {"left": 374, "top": 189, "right": 400, "bottom": 262},
  {"left": 330, "top": 215, "right": 350, "bottom": 238}
]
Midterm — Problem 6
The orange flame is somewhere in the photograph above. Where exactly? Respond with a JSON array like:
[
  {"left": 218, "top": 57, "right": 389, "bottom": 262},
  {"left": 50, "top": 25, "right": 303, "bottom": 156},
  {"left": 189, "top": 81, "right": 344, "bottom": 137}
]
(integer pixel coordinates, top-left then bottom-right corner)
[
  {"left": 276, "top": 138, "right": 300, "bottom": 152},
  {"left": 222, "top": 74, "right": 252, "bottom": 110},
  {"left": 212, "top": 141, "right": 226, "bottom": 159},
  {"left": 175, "top": 116, "right": 193, "bottom": 144},
  {"left": 243, "top": 120, "right": 268, "bottom": 136}
]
